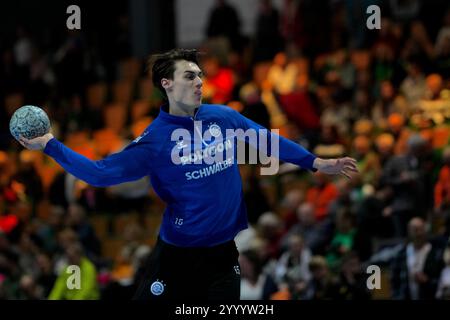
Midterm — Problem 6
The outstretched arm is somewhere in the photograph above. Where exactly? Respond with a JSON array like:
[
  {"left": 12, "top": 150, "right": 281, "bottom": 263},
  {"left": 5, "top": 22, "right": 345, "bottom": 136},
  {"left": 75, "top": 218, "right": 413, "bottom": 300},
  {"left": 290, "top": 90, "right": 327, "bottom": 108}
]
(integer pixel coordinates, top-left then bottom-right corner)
[
  {"left": 19, "top": 133, "right": 153, "bottom": 187},
  {"left": 234, "top": 112, "right": 358, "bottom": 178}
]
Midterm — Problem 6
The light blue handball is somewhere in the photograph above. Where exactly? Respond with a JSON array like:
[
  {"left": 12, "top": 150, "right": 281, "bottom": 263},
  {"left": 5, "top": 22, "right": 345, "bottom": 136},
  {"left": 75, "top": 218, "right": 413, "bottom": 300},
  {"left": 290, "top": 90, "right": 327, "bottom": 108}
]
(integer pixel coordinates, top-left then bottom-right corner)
[{"left": 9, "top": 105, "right": 51, "bottom": 141}]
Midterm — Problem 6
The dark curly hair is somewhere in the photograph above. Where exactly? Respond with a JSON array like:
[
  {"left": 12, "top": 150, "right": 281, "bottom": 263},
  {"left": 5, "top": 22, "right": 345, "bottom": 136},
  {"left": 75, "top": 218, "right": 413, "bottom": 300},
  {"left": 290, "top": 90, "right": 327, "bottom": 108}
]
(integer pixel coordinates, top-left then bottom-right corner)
[{"left": 148, "top": 48, "right": 201, "bottom": 100}]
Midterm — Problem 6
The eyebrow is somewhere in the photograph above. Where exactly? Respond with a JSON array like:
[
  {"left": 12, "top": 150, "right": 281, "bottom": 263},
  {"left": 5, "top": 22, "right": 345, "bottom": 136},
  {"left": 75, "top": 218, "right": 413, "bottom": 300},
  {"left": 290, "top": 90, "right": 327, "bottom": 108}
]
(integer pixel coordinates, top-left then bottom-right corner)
[{"left": 184, "top": 70, "right": 203, "bottom": 77}]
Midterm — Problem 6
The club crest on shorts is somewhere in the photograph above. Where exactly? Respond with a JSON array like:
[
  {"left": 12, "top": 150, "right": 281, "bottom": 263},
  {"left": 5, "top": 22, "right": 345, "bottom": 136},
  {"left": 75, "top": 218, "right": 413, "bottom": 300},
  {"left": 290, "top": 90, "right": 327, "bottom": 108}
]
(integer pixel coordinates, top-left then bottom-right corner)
[
  {"left": 234, "top": 265, "right": 241, "bottom": 275},
  {"left": 150, "top": 279, "right": 165, "bottom": 296}
]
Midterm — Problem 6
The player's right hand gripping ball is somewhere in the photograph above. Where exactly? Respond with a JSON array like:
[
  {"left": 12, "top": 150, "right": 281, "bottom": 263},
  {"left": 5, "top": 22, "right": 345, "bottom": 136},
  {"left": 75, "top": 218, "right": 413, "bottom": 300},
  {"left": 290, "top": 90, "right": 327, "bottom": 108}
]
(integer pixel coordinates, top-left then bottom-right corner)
[{"left": 9, "top": 105, "right": 51, "bottom": 141}]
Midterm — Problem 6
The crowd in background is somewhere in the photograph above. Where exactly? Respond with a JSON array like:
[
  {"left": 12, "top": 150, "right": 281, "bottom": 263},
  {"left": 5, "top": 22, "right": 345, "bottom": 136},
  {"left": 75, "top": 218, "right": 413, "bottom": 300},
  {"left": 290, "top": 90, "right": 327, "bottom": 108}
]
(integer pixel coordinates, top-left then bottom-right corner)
[{"left": 1, "top": 0, "right": 450, "bottom": 300}]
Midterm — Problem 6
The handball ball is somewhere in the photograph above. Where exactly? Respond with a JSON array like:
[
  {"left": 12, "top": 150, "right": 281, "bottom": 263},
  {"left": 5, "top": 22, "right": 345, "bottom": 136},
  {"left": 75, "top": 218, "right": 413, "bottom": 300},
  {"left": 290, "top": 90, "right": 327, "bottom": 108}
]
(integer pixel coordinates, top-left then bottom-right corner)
[{"left": 9, "top": 105, "right": 51, "bottom": 141}]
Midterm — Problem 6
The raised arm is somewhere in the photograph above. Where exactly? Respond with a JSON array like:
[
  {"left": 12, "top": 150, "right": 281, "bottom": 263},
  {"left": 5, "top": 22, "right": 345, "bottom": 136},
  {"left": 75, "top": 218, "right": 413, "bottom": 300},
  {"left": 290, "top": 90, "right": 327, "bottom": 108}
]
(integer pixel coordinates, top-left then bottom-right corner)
[{"left": 19, "top": 133, "right": 153, "bottom": 187}]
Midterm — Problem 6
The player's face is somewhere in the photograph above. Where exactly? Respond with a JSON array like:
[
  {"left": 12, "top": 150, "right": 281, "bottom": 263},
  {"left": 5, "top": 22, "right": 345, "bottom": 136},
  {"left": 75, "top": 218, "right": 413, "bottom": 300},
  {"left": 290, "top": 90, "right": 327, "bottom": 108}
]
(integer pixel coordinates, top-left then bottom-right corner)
[{"left": 164, "top": 60, "right": 203, "bottom": 109}]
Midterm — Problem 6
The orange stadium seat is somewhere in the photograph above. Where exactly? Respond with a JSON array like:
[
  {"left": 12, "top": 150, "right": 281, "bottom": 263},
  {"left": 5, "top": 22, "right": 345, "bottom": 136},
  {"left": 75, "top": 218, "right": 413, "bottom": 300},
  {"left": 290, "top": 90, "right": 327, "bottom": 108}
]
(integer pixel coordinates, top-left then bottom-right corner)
[
  {"left": 119, "top": 58, "right": 142, "bottom": 81},
  {"left": 139, "top": 77, "right": 154, "bottom": 100},
  {"left": 92, "top": 128, "right": 123, "bottom": 157},
  {"left": 131, "top": 117, "right": 152, "bottom": 139},
  {"left": 103, "top": 103, "right": 128, "bottom": 135},
  {"left": 86, "top": 82, "right": 108, "bottom": 109},
  {"left": 113, "top": 80, "right": 134, "bottom": 106},
  {"left": 131, "top": 100, "right": 151, "bottom": 122}
]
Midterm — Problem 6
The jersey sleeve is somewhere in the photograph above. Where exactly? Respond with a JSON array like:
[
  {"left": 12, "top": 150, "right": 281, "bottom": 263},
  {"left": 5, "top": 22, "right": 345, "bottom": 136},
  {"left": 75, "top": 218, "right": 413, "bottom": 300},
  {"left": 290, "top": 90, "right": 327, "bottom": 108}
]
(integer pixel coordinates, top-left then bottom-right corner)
[
  {"left": 43, "top": 138, "right": 154, "bottom": 187},
  {"left": 230, "top": 109, "right": 317, "bottom": 171}
]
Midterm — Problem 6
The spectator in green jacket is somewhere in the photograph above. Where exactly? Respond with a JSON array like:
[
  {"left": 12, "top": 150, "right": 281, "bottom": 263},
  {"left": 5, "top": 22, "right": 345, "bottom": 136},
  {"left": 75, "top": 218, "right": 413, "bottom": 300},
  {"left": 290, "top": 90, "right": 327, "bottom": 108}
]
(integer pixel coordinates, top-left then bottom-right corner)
[{"left": 48, "top": 242, "right": 99, "bottom": 300}]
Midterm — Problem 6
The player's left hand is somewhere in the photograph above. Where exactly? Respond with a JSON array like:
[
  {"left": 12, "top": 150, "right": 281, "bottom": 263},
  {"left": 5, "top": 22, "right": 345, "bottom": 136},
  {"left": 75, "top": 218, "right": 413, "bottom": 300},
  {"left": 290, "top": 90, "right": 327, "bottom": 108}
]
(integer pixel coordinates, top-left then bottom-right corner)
[{"left": 313, "top": 157, "right": 358, "bottom": 179}]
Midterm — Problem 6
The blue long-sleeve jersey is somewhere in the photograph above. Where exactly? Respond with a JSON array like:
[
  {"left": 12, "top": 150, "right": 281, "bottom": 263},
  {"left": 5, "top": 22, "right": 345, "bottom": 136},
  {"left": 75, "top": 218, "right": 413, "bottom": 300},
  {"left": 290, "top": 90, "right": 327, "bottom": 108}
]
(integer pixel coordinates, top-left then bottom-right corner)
[{"left": 44, "top": 104, "right": 317, "bottom": 247}]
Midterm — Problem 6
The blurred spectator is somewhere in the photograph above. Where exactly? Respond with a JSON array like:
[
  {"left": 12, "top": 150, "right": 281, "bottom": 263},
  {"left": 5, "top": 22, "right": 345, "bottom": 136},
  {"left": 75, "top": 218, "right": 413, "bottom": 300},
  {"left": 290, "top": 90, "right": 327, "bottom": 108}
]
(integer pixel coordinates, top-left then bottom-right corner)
[
  {"left": 434, "top": 146, "right": 450, "bottom": 216},
  {"left": 335, "top": 251, "right": 371, "bottom": 300},
  {"left": 353, "top": 88, "right": 372, "bottom": 119},
  {"left": 205, "top": 0, "right": 243, "bottom": 52},
  {"left": 202, "top": 55, "right": 235, "bottom": 104},
  {"left": 279, "top": 0, "right": 302, "bottom": 53},
  {"left": 419, "top": 73, "right": 448, "bottom": 125},
  {"left": 344, "top": 0, "right": 375, "bottom": 49},
  {"left": 274, "top": 234, "right": 311, "bottom": 286},
  {"left": 277, "top": 73, "right": 321, "bottom": 141},
  {"left": 66, "top": 203, "right": 101, "bottom": 261},
  {"left": 114, "top": 15, "right": 132, "bottom": 61},
  {"left": 372, "top": 18, "right": 403, "bottom": 58},
  {"left": 352, "top": 135, "right": 381, "bottom": 186},
  {"left": 324, "top": 175, "right": 373, "bottom": 262},
  {"left": 12, "top": 150, "right": 44, "bottom": 215},
  {"left": 306, "top": 172, "right": 339, "bottom": 222},
  {"left": 267, "top": 52, "right": 298, "bottom": 95},
  {"left": 17, "top": 274, "right": 43, "bottom": 300},
  {"left": 435, "top": 9, "right": 450, "bottom": 76},
  {"left": 60, "top": 95, "right": 87, "bottom": 135},
  {"left": 253, "top": 0, "right": 283, "bottom": 63},
  {"left": 0, "top": 231, "right": 22, "bottom": 299},
  {"left": 372, "top": 80, "right": 409, "bottom": 129},
  {"left": 372, "top": 41, "right": 397, "bottom": 86},
  {"left": 356, "top": 185, "right": 395, "bottom": 240},
  {"left": 329, "top": 2, "right": 348, "bottom": 51},
  {"left": 239, "top": 83, "right": 271, "bottom": 130},
  {"left": 103, "top": 139, "right": 152, "bottom": 220},
  {"left": 389, "top": 0, "right": 420, "bottom": 23},
  {"left": 13, "top": 26, "right": 33, "bottom": 82},
  {"left": 239, "top": 249, "right": 278, "bottom": 300},
  {"left": 391, "top": 217, "right": 444, "bottom": 300},
  {"left": 246, "top": 236, "right": 278, "bottom": 278},
  {"left": 48, "top": 242, "right": 100, "bottom": 300},
  {"left": 260, "top": 78, "right": 289, "bottom": 128},
  {"left": 36, "top": 205, "right": 65, "bottom": 254},
  {"left": 234, "top": 224, "right": 258, "bottom": 253},
  {"left": 282, "top": 202, "right": 329, "bottom": 255},
  {"left": 17, "top": 232, "right": 41, "bottom": 279},
  {"left": 256, "top": 212, "right": 285, "bottom": 259},
  {"left": 106, "top": 174, "right": 151, "bottom": 218},
  {"left": 380, "top": 134, "right": 430, "bottom": 237},
  {"left": 399, "top": 58, "right": 427, "bottom": 111},
  {"left": 53, "top": 228, "right": 79, "bottom": 275},
  {"left": 117, "top": 223, "right": 151, "bottom": 280},
  {"left": 326, "top": 208, "right": 357, "bottom": 272},
  {"left": 35, "top": 253, "right": 57, "bottom": 298},
  {"left": 27, "top": 46, "right": 54, "bottom": 105},
  {"left": 303, "top": 255, "right": 339, "bottom": 300},
  {"left": 375, "top": 133, "right": 395, "bottom": 166},
  {"left": 104, "top": 223, "right": 151, "bottom": 300},
  {"left": 313, "top": 124, "right": 346, "bottom": 159},
  {"left": 328, "top": 176, "right": 364, "bottom": 222},
  {"left": 436, "top": 242, "right": 450, "bottom": 299},
  {"left": 278, "top": 189, "right": 304, "bottom": 231},
  {"left": 319, "top": 94, "right": 353, "bottom": 138},
  {"left": 424, "top": 73, "right": 444, "bottom": 100},
  {"left": 387, "top": 113, "right": 411, "bottom": 155},
  {"left": 53, "top": 30, "right": 86, "bottom": 99},
  {"left": 0, "top": 49, "right": 23, "bottom": 97},
  {"left": 241, "top": 165, "right": 271, "bottom": 225},
  {"left": 332, "top": 49, "right": 356, "bottom": 90},
  {"left": 401, "top": 21, "right": 435, "bottom": 70}
]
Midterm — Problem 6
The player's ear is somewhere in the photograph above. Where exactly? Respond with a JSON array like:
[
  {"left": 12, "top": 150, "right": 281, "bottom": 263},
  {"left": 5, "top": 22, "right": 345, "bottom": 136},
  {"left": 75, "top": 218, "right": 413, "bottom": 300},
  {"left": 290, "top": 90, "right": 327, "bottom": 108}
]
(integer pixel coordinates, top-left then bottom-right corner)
[{"left": 161, "top": 78, "right": 172, "bottom": 90}]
